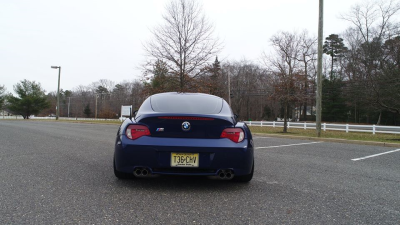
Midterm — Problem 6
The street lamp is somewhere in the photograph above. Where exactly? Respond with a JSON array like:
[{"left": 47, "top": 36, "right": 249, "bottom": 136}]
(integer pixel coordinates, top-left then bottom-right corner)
[{"left": 51, "top": 66, "right": 61, "bottom": 120}]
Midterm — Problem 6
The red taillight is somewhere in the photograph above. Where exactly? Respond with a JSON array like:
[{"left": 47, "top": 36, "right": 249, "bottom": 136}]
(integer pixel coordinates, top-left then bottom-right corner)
[
  {"left": 158, "top": 116, "right": 214, "bottom": 121},
  {"left": 126, "top": 125, "right": 150, "bottom": 140},
  {"left": 220, "top": 128, "right": 245, "bottom": 143}
]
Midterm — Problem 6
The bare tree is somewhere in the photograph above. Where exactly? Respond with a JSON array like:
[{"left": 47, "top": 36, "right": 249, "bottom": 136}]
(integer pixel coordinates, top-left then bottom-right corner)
[
  {"left": 341, "top": 0, "right": 400, "bottom": 122},
  {"left": 296, "top": 31, "right": 317, "bottom": 121},
  {"left": 262, "top": 31, "right": 304, "bottom": 132},
  {"left": 74, "top": 85, "right": 93, "bottom": 118},
  {"left": 341, "top": 0, "right": 400, "bottom": 42},
  {"left": 143, "top": 0, "right": 221, "bottom": 92},
  {"left": 226, "top": 60, "right": 267, "bottom": 121}
]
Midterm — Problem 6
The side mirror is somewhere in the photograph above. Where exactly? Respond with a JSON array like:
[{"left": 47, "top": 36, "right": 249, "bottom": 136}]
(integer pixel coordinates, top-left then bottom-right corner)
[
  {"left": 133, "top": 110, "right": 138, "bottom": 118},
  {"left": 234, "top": 114, "right": 239, "bottom": 120}
]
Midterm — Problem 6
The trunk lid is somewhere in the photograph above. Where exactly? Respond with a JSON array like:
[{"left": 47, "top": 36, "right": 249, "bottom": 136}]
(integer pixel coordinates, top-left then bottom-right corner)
[{"left": 138, "top": 116, "right": 233, "bottom": 139}]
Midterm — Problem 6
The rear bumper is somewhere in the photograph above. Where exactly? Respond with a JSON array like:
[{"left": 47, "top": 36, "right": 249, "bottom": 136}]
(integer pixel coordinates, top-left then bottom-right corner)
[{"left": 114, "top": 135, "right": 254, "bottom": 176}]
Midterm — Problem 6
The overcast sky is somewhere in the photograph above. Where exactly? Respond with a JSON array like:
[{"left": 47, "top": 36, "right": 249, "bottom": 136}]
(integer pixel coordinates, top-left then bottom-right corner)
[{"left": 1, "top": 0, "right": 361, "bottom": 94}]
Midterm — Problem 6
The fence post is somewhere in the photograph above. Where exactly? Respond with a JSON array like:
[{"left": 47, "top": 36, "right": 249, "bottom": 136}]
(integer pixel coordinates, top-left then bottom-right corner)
[
  {"left": 249, "top": 121, "right": 252, "bottom": 126},
  {"left": 288, "top": 122, "right": 290, "bottom": 129},
  {"left": 373, "top": 125, "right": 376, "bottom": 135},
  {"left": 346, "top": 124, "right": 349, "bottom": 133},
  {"left": 304, "top": 122, "right": 307, "bottom": 130},
  {"left": 273, "top": 121, "right": 276, "bottom": 128},
  {"left": 323, "top": 123, "right": 326, "bottom": 131},
  {"left": 261, "top": 121, "right": 263, "bottom": 127}
]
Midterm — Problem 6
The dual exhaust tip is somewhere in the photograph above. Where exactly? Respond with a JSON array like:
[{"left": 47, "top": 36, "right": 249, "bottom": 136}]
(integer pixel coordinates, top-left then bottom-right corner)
[
  {"left": 134, "top": 167, "right": 234, "bottom": 180},
  {"left": 218, "top": 169, "right": 234, "bottom": 180},
  {"left": 133, "top": 167, "right": 150, "bottom": 177}
]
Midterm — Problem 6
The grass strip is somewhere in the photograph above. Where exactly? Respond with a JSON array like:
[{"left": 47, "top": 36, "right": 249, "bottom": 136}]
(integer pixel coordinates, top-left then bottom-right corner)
[
  {"left": 4, "top": 119, "right": 400, "bottom": 144},
  {"left": 249, "top": 126, "right": 400, "bottom": 144},
  {"left": 53, "top": 119, "right": 121, "bottom": 125},
  {"left": 1, "top": 118, "right": 122, "bottom": 125}
]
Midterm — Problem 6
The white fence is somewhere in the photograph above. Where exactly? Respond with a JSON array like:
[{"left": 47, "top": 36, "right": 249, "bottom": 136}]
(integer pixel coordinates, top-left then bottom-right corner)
[
  {"left": 0, "top": 116, "right": 119, "bottom": 122},
  {"left": 2, "top": 116, "right": 399, "bottom": 135},
  {"left": 245, "top": 121, "right": 400, "bottom": 135}
]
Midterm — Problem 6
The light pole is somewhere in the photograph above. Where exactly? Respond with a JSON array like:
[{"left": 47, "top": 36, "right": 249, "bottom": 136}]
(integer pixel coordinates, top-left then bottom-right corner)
[{"left": 51, "top": 66, "right": 61, "bottom": 120}]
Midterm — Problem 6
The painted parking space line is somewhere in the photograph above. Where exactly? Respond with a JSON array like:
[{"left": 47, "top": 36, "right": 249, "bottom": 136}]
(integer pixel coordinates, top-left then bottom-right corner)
[
  {"left": 351, "top": 149, "right": 400, "bottom": 161},
  {"left": 253, "top": 136, "right": 272, "bottom": 139},
  {"left": 256, "top": 142, "right": 323, "bottom": 149}
]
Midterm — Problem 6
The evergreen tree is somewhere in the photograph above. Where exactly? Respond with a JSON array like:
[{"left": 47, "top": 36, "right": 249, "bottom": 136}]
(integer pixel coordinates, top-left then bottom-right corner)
[
  {"left": 112, "top": 84, "right": 125, "bottom": 100},
  {"left": 7, "top": 80, "right": 50, "bottom": 119},
  {"left": 83, "top": 104, "right": 91, "bottom": 118},
  {"left": 151, "top": 59, "right": 170, "bottom": 93},
  {"left": 0, "top": 85, "right": 5, "bottom": 110},
  {"left": 323, "top": 34, "right": 347, "bottom": 79},
  {"left": 322, "top": 77, "right": 348, "bottom": 122},
  {"left": 96, "top": 86, "right": 109, "bottom": 96},
  {"left": 209, "top": 56, "right": 222, "bottom": 96}
]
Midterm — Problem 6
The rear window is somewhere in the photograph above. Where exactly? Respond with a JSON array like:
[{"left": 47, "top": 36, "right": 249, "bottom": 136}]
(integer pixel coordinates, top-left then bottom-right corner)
[{"left": 150, "top": 93, "right": 223, "bottom": 114}]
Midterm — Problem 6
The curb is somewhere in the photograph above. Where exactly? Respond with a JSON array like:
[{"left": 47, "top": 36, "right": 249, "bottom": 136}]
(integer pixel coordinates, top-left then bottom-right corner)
[{"left": 253, "top": 133, "right": 400, "bottom": 148}]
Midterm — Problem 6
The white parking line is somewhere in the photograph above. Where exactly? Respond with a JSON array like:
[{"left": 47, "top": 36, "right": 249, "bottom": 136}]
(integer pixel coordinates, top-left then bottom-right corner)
[
  {"left": 351, "top": 149, "right": 400, "bottom": 161},
  {"left": 256, "top": 142, "right": 323, "bottom": 149},
  {"left": 253, "top": 137, "right": 271, "bottom": 139}
]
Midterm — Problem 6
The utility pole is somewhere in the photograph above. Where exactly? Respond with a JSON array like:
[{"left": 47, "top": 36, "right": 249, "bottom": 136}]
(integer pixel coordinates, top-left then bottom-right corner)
[
  {"left": 228, "top": 71, "right": 231, "bottom": 106},
  {"left": 68, "top": 97, "right": 71, "bottom": 118},
  {"left": 95, "top": 94, "right": 99, "bottom": 119},
  {"left": 51, "top": 66, "right": 61, "bottom": 120},
  {"left": 316, "top": 0, "right": 324, "bottom": 137}
]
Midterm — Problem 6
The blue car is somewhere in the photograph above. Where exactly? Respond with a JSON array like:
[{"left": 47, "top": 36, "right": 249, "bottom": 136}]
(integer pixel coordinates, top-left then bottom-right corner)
[{"left": 113, "top": 92, "right": 254, "bottom": 182}]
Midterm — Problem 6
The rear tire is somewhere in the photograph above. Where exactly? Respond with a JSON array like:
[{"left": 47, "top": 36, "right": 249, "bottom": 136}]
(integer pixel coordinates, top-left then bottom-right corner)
[
  {"left": 233, "top": 161, "right": 254, "bottom": 182},
  {"left": 113, "top": 158, "right": 133, "bottom": 179}
]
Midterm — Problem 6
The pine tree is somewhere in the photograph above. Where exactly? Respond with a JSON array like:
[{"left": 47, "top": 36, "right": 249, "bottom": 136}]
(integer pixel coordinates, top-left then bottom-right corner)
[
  {"left": 7, "top": 80, "right": 50, "bottom": 119},
  {"left": 322, "top": 77, "right": 348, "bottom": 122},
  {"left": 0, "top": 85, "right": 5, "bottom": 110},
  {"left": 209, "top": 56, "right": 221, "bottom": 96},
  {"left": 323, "top": 34, "right": 348, "bottom": 79},
  {"left": 151, "top": 59, "right": 170, "bottom": 93},
  {"left": 83, "top": 104, "right": 91, "bottom": 118}
]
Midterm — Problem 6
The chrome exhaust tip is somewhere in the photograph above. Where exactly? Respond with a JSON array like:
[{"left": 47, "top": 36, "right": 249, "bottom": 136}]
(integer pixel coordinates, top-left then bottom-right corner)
[
  {"left": 134, "top": 167, "right": 151, "bottom": 177},
  {"left": 134, "top": 168, "right": 142, "bottom": 177},
  {"left": 217, "top": 169, "right": 234, "bottom": 180},
  {"left": 225, "top": 171, "right": 233, "bottom": 179},
  {"left": 142, "top": 168, "right": 149, "bottom": 176}
]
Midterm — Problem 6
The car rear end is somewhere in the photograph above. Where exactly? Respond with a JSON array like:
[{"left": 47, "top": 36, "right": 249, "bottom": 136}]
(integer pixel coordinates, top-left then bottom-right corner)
[{"left": 114, "top": 93, "right": 254, "bottom": 180}]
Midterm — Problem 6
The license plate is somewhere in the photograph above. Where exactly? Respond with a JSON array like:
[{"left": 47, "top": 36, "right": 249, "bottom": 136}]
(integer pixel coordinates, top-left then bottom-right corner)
[{"left": 171, "top": 152, "right": 199, "bottom": 167}]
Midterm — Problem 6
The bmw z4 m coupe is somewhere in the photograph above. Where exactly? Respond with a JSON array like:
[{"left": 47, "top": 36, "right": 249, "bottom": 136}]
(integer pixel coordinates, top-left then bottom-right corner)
[{"left": 113, "top": 92, "right": 254, "bottom": 182}]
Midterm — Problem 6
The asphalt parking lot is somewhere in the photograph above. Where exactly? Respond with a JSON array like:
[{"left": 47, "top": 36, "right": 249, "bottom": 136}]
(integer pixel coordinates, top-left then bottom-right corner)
[{"left": 0, "top": 120, "right": 399, "bottom": 224}]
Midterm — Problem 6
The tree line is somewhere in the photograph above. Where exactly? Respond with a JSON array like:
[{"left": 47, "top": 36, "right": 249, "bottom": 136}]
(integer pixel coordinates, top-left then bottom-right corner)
[{"left": 1, "top": 0, "right": 399, "bottom": 127}]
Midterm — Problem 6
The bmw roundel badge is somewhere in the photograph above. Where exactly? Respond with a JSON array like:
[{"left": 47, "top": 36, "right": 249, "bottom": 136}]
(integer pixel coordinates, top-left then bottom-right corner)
[{"left": 182, "top": 121, "right": 191, "bottom": 131}]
